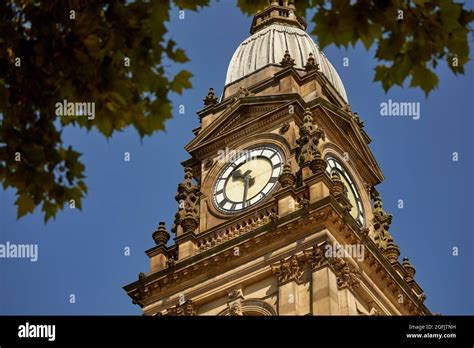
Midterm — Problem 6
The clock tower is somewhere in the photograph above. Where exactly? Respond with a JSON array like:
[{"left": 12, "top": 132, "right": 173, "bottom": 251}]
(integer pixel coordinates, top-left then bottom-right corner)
[{"left": 124, "top": 0, "right": 430, "bottom": 316}]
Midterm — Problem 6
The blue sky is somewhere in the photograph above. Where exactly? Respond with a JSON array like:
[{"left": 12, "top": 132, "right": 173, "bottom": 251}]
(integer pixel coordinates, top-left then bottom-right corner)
[{"left": 1, "top": 1, "right": 473, "bottom": 315}]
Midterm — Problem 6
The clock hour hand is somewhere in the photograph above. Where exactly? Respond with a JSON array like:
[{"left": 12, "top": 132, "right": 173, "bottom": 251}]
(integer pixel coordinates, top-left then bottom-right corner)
[
  {"left": 232, "top": 169, "right": 255, "bottom": 186},
  {"left": 232, "top": 169, "right": 255, "bottom": 207}
]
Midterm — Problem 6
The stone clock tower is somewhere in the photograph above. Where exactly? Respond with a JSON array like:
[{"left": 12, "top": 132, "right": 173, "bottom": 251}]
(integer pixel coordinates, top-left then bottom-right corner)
[{"left": 124, "top": 0, "right": 430, "bottom": 316}]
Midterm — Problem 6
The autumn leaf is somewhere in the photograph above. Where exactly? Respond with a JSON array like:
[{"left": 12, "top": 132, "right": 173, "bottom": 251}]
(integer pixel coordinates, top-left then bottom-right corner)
[{"left": 16, "top": 193, "right": 35, "bottom": 219}]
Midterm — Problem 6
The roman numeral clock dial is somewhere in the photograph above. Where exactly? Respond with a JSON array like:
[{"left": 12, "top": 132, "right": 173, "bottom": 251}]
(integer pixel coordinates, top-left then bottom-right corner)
[{"left": 213, "top": 146, "right": 283, "bottom": 213}]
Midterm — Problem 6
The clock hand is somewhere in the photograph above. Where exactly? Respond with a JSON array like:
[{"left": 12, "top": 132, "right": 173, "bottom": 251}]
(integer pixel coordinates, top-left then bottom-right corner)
[
  {"left": 231, "top": 169, "right": 255, "bottom": 208},
  {"left": 232, "top": 169, "right": 243, "bottom": 180},
  {"left": 242, "top": 175, "right": 249, "bottom": 208}
]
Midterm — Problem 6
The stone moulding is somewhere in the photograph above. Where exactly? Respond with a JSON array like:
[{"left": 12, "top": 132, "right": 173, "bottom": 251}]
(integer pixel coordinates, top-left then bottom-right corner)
[{"left": 125, "top": 195, "right": 429, "bottom": 315}]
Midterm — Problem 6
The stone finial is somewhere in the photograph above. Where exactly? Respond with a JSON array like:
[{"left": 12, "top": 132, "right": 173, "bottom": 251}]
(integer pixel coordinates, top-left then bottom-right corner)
[
  {"left": 305, "top": 53, "right": 319, "bottom": 72},
  {"left": 280, "top": 50, "right": 295, "bottom": 67},
  {"left": 296, "top": 108, "right": 327, "bottom": 174},
  {"left": 402, "top": 257, "right": 416, "bottom": 281},
  {"left": 152, "top": 221, "right": 170, "bottom": 246},
  {"left": 330, "top": 170, "right": 345, "bottom": 197},
  {"left": 384, "top": 237, "right": 401, "bottom": 264},
  {"left": 172, "top": 167, "right": 200, "bottom": 234},
  {"left": 203, "top": 88, "right": 218, "bottom": 106},
  {"left": 278, "top": 161, "right": 296, "bottom": 188}
]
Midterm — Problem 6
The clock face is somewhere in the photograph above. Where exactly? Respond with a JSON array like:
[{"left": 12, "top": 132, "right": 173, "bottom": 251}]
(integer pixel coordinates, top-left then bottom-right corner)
[
  {"left": 325, "top": 157, "right": 365, "bottom": 226},
  {"left": 213, "top": 146, "right": 283, "bottom": 213}
]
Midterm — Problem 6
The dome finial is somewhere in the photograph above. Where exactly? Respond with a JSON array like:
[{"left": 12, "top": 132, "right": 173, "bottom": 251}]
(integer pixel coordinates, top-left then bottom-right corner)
[
  {"left": 203, "top": 87, "right": 218, "bottom": 106},
  {"left": 280, "top": 50, "right": 295, "bottom": 67},
  {"left": 305, "top": 53, "right": 319, "bottom": 72}
]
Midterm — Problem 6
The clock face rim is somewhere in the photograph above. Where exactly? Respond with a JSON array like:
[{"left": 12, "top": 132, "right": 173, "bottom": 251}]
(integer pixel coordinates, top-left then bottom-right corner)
[
  {"left": 325, "top": 156, "right": 365, "bottom": 226},
  {"left": 212, "top": 145, "right": 284, "bottom": 214}
]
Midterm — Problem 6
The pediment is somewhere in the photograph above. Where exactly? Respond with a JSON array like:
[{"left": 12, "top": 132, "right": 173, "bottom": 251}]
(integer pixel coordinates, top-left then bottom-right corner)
[
  {"left": 186, "top": 95, "right": 300, "bottom": 155},
  {"left": 312, "top": 101, "right": 384, "bottom": 183}
]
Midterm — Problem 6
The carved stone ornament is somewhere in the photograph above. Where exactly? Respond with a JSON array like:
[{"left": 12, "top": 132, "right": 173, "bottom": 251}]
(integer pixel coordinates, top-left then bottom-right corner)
[
  {"left": 298, "top": 197, "right": 310, "bottom": 210},
  {"left": 152, "top": 221, "right": 170, "bottom": 246},
  {"left": 330, "top": 170, "right": 345, "bottom": 197},
  {"left": 368, "top": 307, "right": 381, "bottom": 316},
  {"left": 343, "top": 104, "right": 353, "bottom": 114},
  {"left": 227, "top": 288, "right": 244, "bottom": 316},
  {"left": 280, "top": 50, "right": 295, "bottom": 67},
  {"left": 371, "top": 194, "right": 393, "bottom": 251},
  {"left": 166, "top": 299, "right": 197, "bottom": 316},
  {"left": 384, "top": 236, "right": 401, "bottom": 264},
  {"left": 236, "top": 87, "right": 254, "bottom": 99},
  {"left": 353, "top": 112, "right": 364, "bottom": 128},
  {"left": 203, "top": 87, "right": 218, "bottom": 106},
  {"left": 278, "top": 161, "right": 296, "bottom": 188},
  {"left": 228, "top": 288, "right": 244, "bottom": 301},
  {"left": 305, "top": 52, "right": 319, "bottom": 72},
  {"left": 166, "top": 257, "right": 176, "bottom": 269},
  {"left": 279, "top": 121, "right": 290, "bottom": 134},
  {"left": 271, "top": 254, "right": 303, "bottom": 284},
  {"left": 304, "top": 244, "right": 327, "bottom": 270},
  {"left": 402, "top": 257, "right": 416, "bottom": 282},
  {"left": 304, "top": 243, "right": 361, "bottom": 291},
  {"left": 172, "top": 167, "right": 200, "bottom": 234},
  {"left": 203, "top": 157, "right": 214, "bottom": 170},
  {"left": 296, "top": 108, "right": 327, "bottom": 174},
  {"left": 229, "top": 301, "right": 243, "bottom": 316}
]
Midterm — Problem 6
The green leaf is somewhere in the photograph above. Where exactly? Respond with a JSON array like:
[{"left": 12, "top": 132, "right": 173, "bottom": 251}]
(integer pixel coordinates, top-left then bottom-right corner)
[
  {"left": 16, "top": 193, "right": 35, "bottom": 219},
  {"left": 42, "top": 201, "right": 57, "bottom": 224},
  {"left": 410, "top": 65, "right": 439, "bottom": 95},
  {"left": 170, "top": 70, "right": 193, "bottom": 94}
]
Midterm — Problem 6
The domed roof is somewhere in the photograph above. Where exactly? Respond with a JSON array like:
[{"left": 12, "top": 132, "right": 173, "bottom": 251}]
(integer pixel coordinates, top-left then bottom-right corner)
[{"left": 225, "top": 23, "right": 348, "bottom": 103}]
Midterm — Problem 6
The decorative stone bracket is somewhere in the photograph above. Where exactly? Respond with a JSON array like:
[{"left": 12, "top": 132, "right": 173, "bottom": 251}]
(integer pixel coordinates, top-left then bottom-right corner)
[
  {"left": 304, "top": 243, "right": 361, "bottom": 291},
  {"left": 227, "top": 288, "right": 245, "bottom": 316},
  {"left": 271, "top": 254, "right": 304, "bottom": 284},
  {"left": 165, "top": 299, "right": 197, "bottom": 316}
]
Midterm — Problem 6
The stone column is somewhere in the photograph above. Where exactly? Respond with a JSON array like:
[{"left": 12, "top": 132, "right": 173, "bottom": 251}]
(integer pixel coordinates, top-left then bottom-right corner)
[
  {"left": 271, "top": 254, "right": 303, "bottom": 315},
  {"left": 278, "top": 281, "right": 299, "bottom": 315},
  {"left": 338, "top": 288, "right": 358, "bottom": 315},
  {"left": 311, "top": 267, "right": 339, "bottom": 315},
  {"left": 304, "top": 172, "right": 331, "bottom": 203}
]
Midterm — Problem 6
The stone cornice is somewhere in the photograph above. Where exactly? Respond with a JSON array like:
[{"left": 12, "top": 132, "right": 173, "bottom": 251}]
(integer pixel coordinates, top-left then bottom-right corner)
[{"left": 123, "top": 193, "right": 429, "bottom": 315}]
